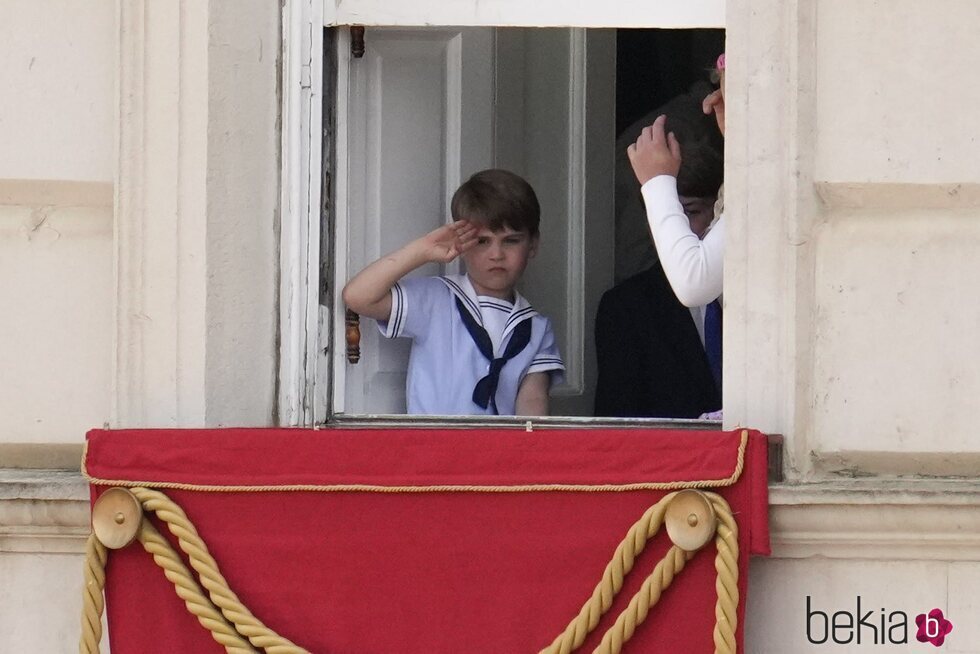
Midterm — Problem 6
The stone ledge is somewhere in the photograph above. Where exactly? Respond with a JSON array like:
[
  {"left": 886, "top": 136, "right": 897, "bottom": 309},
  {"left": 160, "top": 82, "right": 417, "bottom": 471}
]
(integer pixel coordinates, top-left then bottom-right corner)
[
  {"left": 0, "top": 443, "right": 84, "bottom": 470},
  {"left": 0, "top": 470, "right": 89, "bottom": 554},
  {"left": 811, "top": 450, "right": 980, "bottom": 478},
  {"left": 0, "top": 469, "right": 89, "bottom": 501},
  {"left": 770, "top": 480, "right": 980, "bottom": 561},
  {"left": 771, "top": 478, "right": 980, "bottom": 506}
]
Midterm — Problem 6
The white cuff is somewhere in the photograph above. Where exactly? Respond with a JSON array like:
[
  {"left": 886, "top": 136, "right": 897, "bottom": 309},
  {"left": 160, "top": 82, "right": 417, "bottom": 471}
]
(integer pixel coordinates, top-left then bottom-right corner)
[{"left": 377, "top": 282, "right": 406, "bottom": 339}]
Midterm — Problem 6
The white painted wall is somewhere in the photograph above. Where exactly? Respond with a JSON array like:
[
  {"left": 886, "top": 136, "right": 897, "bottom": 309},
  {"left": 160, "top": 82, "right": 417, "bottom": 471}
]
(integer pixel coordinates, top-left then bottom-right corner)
[
  {"left": 0, "top": 199, "right": 113, "bottom": 444},
  {"left": 1, "top": 1, "right": 281, "bottom": 651},
  {"left": 112, "top": 0, "right": 279, "bottom": 428},
  {"left": 805, "top": 0, "right": 980, "bottom": 470},
  {"left": 814, "top": 0, "right": 980, "bottom": 184},
  {"left": 0, "top": 0, "right": 115, "bottom": 445},
  {"left": 0, "top": 552, "right": 87, "bottom": 651},
  {"left": 725, "top": 0, "right": 980, "bottom": 478},
  {"left": 203, "top": 1, "right": 281, "bottom": 426},
  {"left": 0, "top": 1, "right": 115, "bottom": 182}
]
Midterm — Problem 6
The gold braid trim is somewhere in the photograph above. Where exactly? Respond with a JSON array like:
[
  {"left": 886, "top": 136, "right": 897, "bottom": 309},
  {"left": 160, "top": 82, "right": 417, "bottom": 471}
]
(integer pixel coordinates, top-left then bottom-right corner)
[{"left": 81, "top": 430, "right": 748, "bottom": 493}]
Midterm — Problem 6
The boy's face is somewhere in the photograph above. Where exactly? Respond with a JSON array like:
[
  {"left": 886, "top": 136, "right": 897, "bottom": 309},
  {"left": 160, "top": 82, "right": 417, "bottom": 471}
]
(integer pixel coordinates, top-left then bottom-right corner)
[
  {"left": 460, "top": 225, "right": 538, "bottom": 301},
  {"left": 679, "top": 195, "right": 716, "bottom": 239}
]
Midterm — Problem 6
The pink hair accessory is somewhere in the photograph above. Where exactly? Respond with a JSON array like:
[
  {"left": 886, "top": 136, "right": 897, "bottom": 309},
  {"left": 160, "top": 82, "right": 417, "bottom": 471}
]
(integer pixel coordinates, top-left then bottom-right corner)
[{"left": 716, "top": 53, "right": 726, "bottom": 71}]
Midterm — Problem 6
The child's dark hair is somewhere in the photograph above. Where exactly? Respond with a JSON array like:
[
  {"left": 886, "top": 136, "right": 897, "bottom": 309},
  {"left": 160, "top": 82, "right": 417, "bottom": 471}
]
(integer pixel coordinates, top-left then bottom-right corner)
[
  {"left": 660, "top": 86, "right": 724, "bottom": 199},
  {"left": 451, "top": 169, "right": 541, "bottom": 237}
]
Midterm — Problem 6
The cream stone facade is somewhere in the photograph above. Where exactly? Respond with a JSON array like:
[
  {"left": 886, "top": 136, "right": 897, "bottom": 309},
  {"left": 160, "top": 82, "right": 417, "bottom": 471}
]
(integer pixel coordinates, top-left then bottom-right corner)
[{"left": 2, "top": 1, "right": 979, "bottom": 652}]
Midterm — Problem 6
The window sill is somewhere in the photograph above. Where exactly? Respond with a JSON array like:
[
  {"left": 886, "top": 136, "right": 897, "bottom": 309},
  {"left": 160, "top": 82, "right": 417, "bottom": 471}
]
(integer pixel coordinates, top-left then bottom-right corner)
[{"left": 324, "top": 414, "right": 723, "bottom": 429}]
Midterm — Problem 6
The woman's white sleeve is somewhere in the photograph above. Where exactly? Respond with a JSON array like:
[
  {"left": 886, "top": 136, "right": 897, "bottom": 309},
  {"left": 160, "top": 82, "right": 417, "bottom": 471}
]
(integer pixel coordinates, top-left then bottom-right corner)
[{"left": 640, "top": 175, "right": 724, "bottom": 307}]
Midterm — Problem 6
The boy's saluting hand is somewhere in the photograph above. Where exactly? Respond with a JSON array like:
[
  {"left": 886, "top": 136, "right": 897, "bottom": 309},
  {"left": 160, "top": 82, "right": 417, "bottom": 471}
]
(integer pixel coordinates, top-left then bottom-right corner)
[
  {"left": 418, "top": 220, "right": 478, "bottom": 263},
  {"left": 342, "top": 219, "right": 478, "bottom": 322},
  {"left": 627, "top": 115, "right": 682, "bottom": 186}
]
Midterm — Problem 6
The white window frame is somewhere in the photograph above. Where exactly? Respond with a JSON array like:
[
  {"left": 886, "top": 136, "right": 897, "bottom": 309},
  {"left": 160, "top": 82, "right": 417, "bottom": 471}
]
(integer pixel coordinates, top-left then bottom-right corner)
[
  {"left": 279, "top": 0, "right": 325, "bottom": 426},
  {"left": 278, "top": 0, "right": 726, "bottom": 427},
  {"left": 321, "top": 1, "right": 724, "bottom": 29}
]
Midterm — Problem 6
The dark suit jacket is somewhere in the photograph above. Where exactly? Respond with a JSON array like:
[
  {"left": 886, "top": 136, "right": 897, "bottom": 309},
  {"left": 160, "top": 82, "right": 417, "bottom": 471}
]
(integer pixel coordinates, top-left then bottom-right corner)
[{"left": 594, "top": 263, "right": 721, "bottom": 419}]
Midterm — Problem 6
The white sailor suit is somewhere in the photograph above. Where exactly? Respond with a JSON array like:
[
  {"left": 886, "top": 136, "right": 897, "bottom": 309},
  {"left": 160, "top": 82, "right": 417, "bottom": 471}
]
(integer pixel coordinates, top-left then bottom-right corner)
[{"left": 379, "top": 273, "right": 565, "bottom": 415}]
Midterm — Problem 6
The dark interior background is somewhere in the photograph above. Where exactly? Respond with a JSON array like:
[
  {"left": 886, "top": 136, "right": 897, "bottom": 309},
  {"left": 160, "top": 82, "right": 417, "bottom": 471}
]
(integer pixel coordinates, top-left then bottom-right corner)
[{"left": 615, "top": 28, "right": 725, "bottom": 137}]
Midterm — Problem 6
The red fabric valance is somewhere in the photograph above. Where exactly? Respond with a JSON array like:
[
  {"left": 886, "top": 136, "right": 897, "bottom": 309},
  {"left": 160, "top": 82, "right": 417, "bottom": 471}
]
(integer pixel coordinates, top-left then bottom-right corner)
[{"left": 86, "top": 427, "right": 769, "bottom": 653}]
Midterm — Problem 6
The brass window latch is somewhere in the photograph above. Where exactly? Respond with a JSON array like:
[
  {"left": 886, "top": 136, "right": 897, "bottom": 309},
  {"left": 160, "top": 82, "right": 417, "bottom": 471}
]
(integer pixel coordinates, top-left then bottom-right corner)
[{"left": 345, "top": 308, "right": 361, "bottom": 364}]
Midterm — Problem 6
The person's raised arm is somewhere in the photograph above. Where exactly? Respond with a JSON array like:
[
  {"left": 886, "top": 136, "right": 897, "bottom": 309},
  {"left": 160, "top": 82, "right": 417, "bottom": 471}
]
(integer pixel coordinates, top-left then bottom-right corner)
[
  {"left": 628, "top": 116, "right": 723, "bottom": 307},
  {"left": 342, "top": 221, "right": 476, "bottom": 322},
  {"left": 640, "top": 176, "right": 724, "bottom": 307}
]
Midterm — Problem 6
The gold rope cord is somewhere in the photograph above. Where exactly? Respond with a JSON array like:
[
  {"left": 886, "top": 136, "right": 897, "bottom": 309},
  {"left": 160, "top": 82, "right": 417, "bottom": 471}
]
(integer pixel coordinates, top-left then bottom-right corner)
[
  {"left": 82, "top": 488, "right": 739, "bottom": 654},
  {"left": 79, "top": 488, "right": 309, "bottom": 654},
  {"left": 593, "top": 546, "right": 694, "bottom": 654},
  {"left": 711, "top": 494, "right": 740, "bottom": 654},
  {"left": 137, "top": 519, "right": 258, "bottom": 653},
  {"left": 131, "top": 487, "right": 309, "bottom": 654},
  {"left": 542, "top": 492, "right": 739, "bottom": 654},
  {"left": 540, "top": 492, "right": 679, "bottom": 654},
  {"left": 80, "top": 534, "right": 107, "bottom": 654}
]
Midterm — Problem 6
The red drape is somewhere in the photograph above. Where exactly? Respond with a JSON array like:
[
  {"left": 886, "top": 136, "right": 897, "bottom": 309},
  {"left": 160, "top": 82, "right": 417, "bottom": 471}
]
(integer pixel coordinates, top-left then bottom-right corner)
[{"left": 86, "top": 427, "right": 769, "bottom": 654}]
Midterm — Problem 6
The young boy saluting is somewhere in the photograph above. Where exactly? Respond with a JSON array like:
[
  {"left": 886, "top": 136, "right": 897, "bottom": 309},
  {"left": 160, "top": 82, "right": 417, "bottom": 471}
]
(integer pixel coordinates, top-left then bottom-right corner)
[{"left": 342, "top": 169, "right": 564, "bottom": 416}]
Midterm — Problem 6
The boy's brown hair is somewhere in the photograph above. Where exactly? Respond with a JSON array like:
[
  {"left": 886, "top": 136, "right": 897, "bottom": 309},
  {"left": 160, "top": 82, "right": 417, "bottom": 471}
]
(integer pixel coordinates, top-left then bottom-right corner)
[{"left": 451, "top": 169, "right": 541, "bottom": 237}]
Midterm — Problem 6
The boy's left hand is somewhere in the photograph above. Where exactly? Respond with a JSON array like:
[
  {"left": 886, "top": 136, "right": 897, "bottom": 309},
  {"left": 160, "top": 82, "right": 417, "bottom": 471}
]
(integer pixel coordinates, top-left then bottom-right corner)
[{"left": 627, "top": 115, "right": 682, "bottom": 186}]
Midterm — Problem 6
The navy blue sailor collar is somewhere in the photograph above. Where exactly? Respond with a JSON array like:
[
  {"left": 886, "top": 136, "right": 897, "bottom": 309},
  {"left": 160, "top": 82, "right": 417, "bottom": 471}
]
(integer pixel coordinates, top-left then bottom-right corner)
[{"left": 439, "top": 273, "right": 539, "bottom": 344}]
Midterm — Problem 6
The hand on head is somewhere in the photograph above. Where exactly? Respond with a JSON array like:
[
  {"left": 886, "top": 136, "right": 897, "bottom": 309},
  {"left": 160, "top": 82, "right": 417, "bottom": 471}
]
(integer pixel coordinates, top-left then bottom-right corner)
[
  {"left": 627, "top": 115, "right": 682, "bottom": 186},
  {"left": 421, "top": 220, "right": 478, "bottom": 263}
]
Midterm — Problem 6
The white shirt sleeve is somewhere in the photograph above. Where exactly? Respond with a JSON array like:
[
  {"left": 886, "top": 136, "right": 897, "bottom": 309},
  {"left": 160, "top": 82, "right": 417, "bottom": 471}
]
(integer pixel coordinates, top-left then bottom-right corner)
[
  {"left": 525, "top": 317, "right": 565, "bottom": 387},
  {"left": 377, "top": 276, "right": 442, "bottom": 341},
  {"left": 640, "top": 175, "right": 724, "bottom": 307}
]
